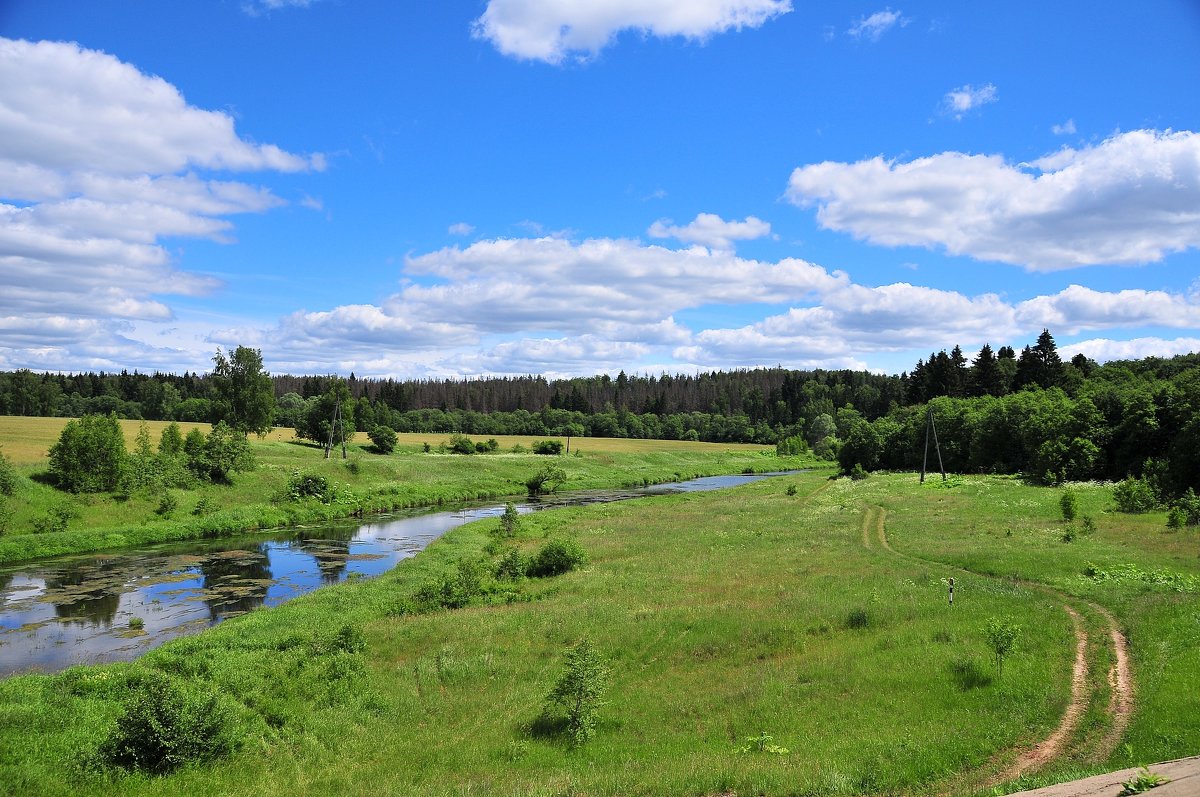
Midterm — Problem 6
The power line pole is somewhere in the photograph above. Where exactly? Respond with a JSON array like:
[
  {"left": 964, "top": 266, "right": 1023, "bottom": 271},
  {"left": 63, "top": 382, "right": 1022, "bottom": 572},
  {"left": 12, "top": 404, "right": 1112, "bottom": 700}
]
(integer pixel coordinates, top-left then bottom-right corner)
[{"left": 920, "top": 407, "right": 947, "bottom": 483}]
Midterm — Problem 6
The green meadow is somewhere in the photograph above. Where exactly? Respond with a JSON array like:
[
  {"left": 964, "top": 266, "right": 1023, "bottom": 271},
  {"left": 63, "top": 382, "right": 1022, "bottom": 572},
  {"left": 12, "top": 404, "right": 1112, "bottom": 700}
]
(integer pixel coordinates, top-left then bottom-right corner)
[
  {"left": 0, "top": 415, "right": 797, "bottom": 564},
  {"left": 3, "top": 468, "right": 1194, "bottom": 795}
]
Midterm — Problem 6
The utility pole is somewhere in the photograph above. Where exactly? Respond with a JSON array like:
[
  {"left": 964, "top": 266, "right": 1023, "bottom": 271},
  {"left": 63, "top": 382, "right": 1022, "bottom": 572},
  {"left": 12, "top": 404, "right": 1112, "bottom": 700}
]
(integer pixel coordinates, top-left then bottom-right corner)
[
  {"left": 324, "top": 399, "right": 346, "bottom": 459},
  {"left": 920, "top": 407, "right": 947, "bottom": 483}
]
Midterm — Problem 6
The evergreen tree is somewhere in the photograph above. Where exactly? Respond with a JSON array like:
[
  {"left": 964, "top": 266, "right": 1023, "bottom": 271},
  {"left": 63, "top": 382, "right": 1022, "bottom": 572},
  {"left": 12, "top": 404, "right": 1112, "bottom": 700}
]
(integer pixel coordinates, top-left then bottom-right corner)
[{"left": 970, "top": 343, "right": 1005, "bottom": 397}]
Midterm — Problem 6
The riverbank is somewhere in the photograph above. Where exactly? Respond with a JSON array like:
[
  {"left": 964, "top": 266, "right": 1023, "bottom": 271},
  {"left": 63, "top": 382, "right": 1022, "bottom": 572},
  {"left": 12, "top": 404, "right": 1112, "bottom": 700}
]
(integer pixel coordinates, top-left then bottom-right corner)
[
  {"left": 0, "top": 419, "right": 814, "bottom": 564},
  {"left": 1, "top": 473, "right": 1196, "bottom": 795}
]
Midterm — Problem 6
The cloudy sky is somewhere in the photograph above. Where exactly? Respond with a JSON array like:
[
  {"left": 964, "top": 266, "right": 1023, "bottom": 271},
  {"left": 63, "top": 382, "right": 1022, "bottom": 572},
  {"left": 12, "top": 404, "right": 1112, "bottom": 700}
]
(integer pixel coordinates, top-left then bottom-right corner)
[{"left": 2, "top": 1, "right": 1199, "bottom": 379}]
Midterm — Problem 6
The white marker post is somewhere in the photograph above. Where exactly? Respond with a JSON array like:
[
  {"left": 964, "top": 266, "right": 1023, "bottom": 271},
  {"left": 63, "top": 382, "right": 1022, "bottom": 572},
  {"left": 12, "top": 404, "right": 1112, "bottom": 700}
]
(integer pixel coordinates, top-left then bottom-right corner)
[{"left": 948, "top": 577, "right": 954, "bottom": 606}]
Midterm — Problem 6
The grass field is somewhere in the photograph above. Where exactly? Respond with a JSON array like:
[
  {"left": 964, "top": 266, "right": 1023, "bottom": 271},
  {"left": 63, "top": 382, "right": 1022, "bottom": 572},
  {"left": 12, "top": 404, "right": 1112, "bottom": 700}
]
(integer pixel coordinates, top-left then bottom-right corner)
[
  {"left": 3, "top": 471, "right": 1194, "bottom": 795},
  {"left": 0, "top": 415, "right": 803, "bottom": 564}
]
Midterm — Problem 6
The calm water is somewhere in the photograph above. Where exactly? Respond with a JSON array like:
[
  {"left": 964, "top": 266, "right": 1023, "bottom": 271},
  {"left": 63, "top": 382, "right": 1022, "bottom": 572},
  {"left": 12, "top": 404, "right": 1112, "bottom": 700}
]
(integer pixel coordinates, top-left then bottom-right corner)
[{"left": 0, "top": 472, "right": 788, "bottom": 675}]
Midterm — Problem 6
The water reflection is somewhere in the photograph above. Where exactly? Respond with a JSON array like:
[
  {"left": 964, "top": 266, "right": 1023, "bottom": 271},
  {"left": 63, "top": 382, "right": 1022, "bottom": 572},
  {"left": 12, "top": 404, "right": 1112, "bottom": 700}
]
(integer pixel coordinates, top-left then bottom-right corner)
[{"left": 0, "top": 471, "right": 790, "bottom": 675}]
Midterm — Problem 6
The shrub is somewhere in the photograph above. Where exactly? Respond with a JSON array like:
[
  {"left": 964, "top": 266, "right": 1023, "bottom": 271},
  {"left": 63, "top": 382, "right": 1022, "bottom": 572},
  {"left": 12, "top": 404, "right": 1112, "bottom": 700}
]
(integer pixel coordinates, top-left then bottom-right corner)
[
  {"left": 332, "top": 624, "right": 366, "bottom": 654},
  {"left": 532, "top": 439, "right": 564, "bottom": 455},
  {"left": 1081, "top": 515, "right": 1097, "bottom": 534},
  {"left": 368, "top": 425, "right": 398, "bottom": 454},
  {"left": 286, "top": 471, "right": 334, "bottom": 503},
  {"left": 159, "top": 423, "right": 185, "bottom": 457},
  {"left": 192, "top": 495, "right": 219, "bottom": 516},
  {"left": 189, "top": 421, "right": 255, "bottom": 482},
  {"left": 475, "top": 438, "right": 499, "bottom": 453},
  {"left": 526, "top": 538, "right": 586, "bottom": 577},
  {"left": 495, "top": 548, "right": 525, "bottom": 581},
  {"left": 447, "top": 434, "right": 476, "bottom": 455},
  {"left": 49, "top": 413, "right": 127, "bottom": 492},
  {"left": 156, "top": 492, "right": 178, "bottom": 517},
  {"left": 1166, "top": 507, "right": 1186, "bottom": 529},
  {"left": 848, "top": 463, "right": 868, "bottom": 481},
  {"left": 526, "top": 464, "right": 567, "bottom": 496},
  {"left": 543, "top": 638, "right": 608, "bottom": 747},
  {"left": 32, "top": 500, "right": 79, "bottom": 534},
  {"left": 1113, "top": 477, "right": 1157, "bottom": 513},
  {"left": 0, "top": 447, "right": 16, "bottom": 496},
  {"left": 775, "top": 434, "right": 808, "bottom": 457},
  {"left": 496, "top": 502, "right": 521, "bottom": 538},
  {"left": 98, "top": 671, "right": 236, "bottom": 774},
  {"left": 845, "top": 608, "right": 870, "bottom": 629},
  {"left": 1060, "top": 489, "right": 1079, "bottom": 522},
  {"left": 785, "top": 484, "right": 798, "bottom": 496},
  {"left": 1170, "top": 489, "right": 1200, "bottom": 527},
  {"left": 984, "top": 618, "right": 1019, "bottom": 680}
]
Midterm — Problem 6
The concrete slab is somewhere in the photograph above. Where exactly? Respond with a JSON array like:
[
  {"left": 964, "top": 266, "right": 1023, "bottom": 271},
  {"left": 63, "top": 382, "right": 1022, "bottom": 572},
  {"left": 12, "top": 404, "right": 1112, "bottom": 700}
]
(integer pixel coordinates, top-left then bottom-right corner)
[{"left": 1005, "top": 756, "right": 1200, "bottom": 797}]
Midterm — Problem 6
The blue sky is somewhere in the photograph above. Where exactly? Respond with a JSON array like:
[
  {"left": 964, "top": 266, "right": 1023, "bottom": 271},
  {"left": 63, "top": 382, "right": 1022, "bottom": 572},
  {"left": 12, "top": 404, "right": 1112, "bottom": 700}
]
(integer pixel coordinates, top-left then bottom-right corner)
[{"left": 2, "top": 1, "right": 1199, "bottom": 379}]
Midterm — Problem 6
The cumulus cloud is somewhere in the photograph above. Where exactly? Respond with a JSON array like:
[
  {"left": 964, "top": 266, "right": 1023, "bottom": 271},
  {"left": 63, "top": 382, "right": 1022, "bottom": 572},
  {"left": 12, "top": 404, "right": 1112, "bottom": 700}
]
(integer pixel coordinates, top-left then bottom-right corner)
[
  {"left": 848, "top": 8, "right": 908, "bottom": 41},
  {"left": 941, "top": 83, "right": 997, "bottom": 119},
  {"left": 448, "top": 222, "right": 476, "bottom": 236},
  {"left": 1065, "top": 336, "right": 1200, "bottom": 363},
  {"left": 786, "top": 129, "right": 1200, "bottom": 271},
  {"left": 472, "top": 0, "right": 792, "bottom": 63},
  {"left": 0, "top": 37, "right": 319, "bottom": 364},
  {"left": 1015, "top": 285, "right": 1200, "bottom": 333},
  {"left": 647, "top": 212, "right": 771, "bottom": 249}
]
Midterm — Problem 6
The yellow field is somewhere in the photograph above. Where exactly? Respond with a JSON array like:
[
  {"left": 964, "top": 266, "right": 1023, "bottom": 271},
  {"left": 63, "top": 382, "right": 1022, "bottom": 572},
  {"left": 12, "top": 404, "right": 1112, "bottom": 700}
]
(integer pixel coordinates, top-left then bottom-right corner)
[{"left": 0, "top": 416, "right": 768, "bottom": 465}]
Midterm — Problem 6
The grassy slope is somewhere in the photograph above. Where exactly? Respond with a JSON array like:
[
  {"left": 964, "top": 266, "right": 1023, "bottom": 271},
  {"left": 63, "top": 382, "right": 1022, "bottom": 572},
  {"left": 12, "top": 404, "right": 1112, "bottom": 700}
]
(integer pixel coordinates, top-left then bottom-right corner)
[
  {"left": 0, "top": 416, "right": 795, "bottom": 564},
  {"left": 876, "top": 475, "right": 1200, "bottom": 789},
  {"left": 1, "top": 471, "right": 1124, "bottom": 797}
]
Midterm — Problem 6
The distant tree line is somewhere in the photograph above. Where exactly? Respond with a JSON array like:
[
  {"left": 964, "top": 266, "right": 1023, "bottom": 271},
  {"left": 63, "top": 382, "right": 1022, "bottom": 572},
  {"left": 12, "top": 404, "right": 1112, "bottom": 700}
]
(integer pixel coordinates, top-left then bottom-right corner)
[{"left": 2, "top": 332, "right": 1199, "bottom": 498}]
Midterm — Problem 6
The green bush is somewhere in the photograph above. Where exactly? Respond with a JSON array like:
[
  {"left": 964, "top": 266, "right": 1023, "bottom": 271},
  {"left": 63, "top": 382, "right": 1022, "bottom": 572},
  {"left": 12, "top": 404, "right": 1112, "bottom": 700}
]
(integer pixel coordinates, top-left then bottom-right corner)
[
  {"left": 1060, "top": 489, "right": 1079, "bottom": 522},
  {"left": 1113, "top": 477, "right": 1157, "bottom": 513},
  {"left": 447, "top": 434, "right": 476, "bottom": 455},
  {"left": 368, "top": 425, "right": 398, "bottom": 454},
  {"left": 0, "top": 447, "right": 16, "bottom": 496},
  {"left": 32, "top": 500, "right": 79, "bottom": 534},
  {"left": 189, "top": 421, "right": 255, "bottom": 483},
  {"left": 775, "top": 434, "right": 808, "bottom": 457},
  {"left": 532, "top": 439, "right": 564, "bottom": 455},
  {"left": 497, "top": 502, "right": 521, "bottom": 538},
  {"left": 1171, "top": 489, "right": 1200, "bottom": 527},
  {"left": 286, "top": 471, "right": 334, "bottom": 503},
  {"left": 49, "top": 413, "right": 127, "bottom": 492},
  {"left": 845, "top": 608, "right": 870, "bottom": 629},
  {"left": 526, "top": 464, "right": 567, "bottom": 496},
  {"left": 495, "top": 547, "right": 525, "bottom": 581},
  {"left": 984, "top": 618, "right": 1019, "bottom": 680},
  {"left": 156, "top": 492, "right": 178, "bottom": 517},
  {"left": 98, "top": 671, "right": 236, "bottom": 774},
  {"left": 543, "top": 638, "right": 608, "bottom": 747},
  {"left": 475, "top": 438, "right": 499, "bottom": 453},
  {"left": 526, "top": 538, "right": 586, "bottom": 577}
]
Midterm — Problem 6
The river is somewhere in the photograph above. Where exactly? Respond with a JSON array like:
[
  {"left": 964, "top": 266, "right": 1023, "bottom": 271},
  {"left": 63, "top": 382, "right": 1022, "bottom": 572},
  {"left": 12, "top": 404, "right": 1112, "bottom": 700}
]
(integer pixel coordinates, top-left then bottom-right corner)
[{"left": 0, "top": 472, "right": 790, "bottom": 675}]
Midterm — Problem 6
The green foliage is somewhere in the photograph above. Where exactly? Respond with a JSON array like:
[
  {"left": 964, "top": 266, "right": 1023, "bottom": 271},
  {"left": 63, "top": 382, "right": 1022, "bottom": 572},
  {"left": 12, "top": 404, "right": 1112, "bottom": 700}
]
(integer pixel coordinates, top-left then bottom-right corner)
[
  {"left": 497, "top": 502, "right": 521, "bottom": 537},
  {"left": 128, "top": 617, "right": 145, "bottom": 630},
  {"left": 0, "top": 447, "right": 16, "bottom": 496},
  {"left": 786, "top": 483, "right": 798, "bottom": 496},
  {"left": 737, "top": 731, "right": 789, "bottom": 755},
  {"left": 155, "top": 491, "right": 178, "bottom": 517},
  {"left": 332, "top": 624, "right": 367, "bottom": 654},
  {"left": 1118, "top": 768, "right": 1169, "bottom": 795},
  {"left": 948, "top": 658, "right": 992, "bottom": 690},
  {"left": 494, "top": 547, "right": 525, "bottom": 580},
  {"left": 209, "top": 346, "right": 275, "bottom": 436},
  {"left": 1113, "top": 477, "right": 1157, "bottom": 513},
  {"left": 49, "top": 413, "right": 127, "bottom": 492},
  {"left": 368, "top": 425, "right": 398, "bottom": 454},
  {"left": 32, "top": 500, "right": 79, "bottom": 534},
  {"left": 983, "top": 618, "right": 1019, "bottom": 679},
  {"left": 188, "top": 421, "right": 256, "bottom": 483},
  {"left": 533, "top": 439, "right": 564, "bottom": 455},
  {"left": 475, "top": 438, "right": 499, "bottom": 453},
  {"left": 1169, "top": 489, "right": 1200, "bottom": 527},
  {"left": 192, "top": 495, "right": 219, "bottom": 516},
  {"left": 447, "top": 434, "right": 476, "bottom": 455},
  {"left": 526, "top": 538, "right": 586, "bottom": 577},
  {"left": 1081, "top": 515, "right": 1097, "bottom": 534},
  {"left": 775, "top": 434, "right": 808, "bottom": 456},
  {"left": 845, "top": 607, "right": 870, "bottom": 629},
  {"left": 543, "top": 638, "right": 608, "bottom": 747},
  {"left": 286, "top": 471, "right": 334, "bottom": 503},
  {"left": 98, "top": 671, "right": 237, "bottom": 774},
  {"left": 848, "top": 463, "right": 868, "bottom": 481},
  {"left": 159, "top": 423, "right": 185, "bottom": 457},
  {"left": 526, "top": 464, "right": 567, "bottom": 496},
  {"left": 1060, "top": 489, "right": 1079, "bottom": 522}
]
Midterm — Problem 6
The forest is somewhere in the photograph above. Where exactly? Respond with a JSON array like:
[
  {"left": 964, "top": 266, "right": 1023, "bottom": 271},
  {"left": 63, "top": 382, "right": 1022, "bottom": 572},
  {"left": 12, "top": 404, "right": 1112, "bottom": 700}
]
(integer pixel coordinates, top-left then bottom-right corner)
[{"left": 1, "top": 330, "right": 1198, "bottom": 499}]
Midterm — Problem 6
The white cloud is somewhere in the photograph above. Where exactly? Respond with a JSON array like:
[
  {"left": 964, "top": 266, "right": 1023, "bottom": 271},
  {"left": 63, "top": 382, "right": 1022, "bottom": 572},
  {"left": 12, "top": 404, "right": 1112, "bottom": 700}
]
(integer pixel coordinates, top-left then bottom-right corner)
[
  {"left": 1015, "top": 285, "right": 1200, "bottom": 333},
  {"left": 786, "top": 129, "right": 1200, "bottom": 271},
  {"left": 1052, "top": 119, "right": 1077, "bottom": 135},
  {"left": 448, "top": 222, "right": 476, "bottom": 236},
  {"left": 0, "top": 37, "right": 318, "bottom": 361},
  {"left": 848, "top": 8, "right": 908, "bottom": 41},
  {"left": 941, "top": 83, "right": 997, "bottom": 119},
  {"left": 472, "top": 0, "right": 792, "bottom": 63},
  {"left": 647, "top": 212, "right": 771, "bottom": 250},
  {"left": 242, "top": 0, "right": 321, "bottom": 16},
  {"left": 1065, "top": 337, "right": 1200, "bottom": 363}
]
